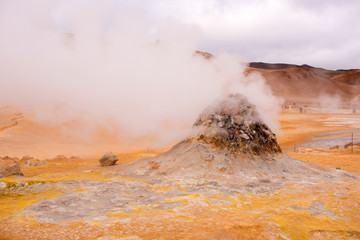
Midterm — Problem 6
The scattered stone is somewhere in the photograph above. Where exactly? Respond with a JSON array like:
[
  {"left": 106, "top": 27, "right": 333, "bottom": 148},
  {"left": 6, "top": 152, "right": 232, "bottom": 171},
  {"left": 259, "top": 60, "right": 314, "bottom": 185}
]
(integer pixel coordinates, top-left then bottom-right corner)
[
  {"left": 330, "top": 145, "right": 339, "bottom": 150},
  {"left": 16, "top": 182, "right": 28, "bottom": 187},
  {"left": 0, "top": 158, "right": 23, "bottom": 177},
  {"left": 21, "top": 155, "right": 33, "bottom": 161},
  {"left": 259, "top": 179, "right": 271, "bottom": 184},
  {"left": 99, "top": 152, "right": 119, "bottom": 166},
  {"left": 196, "top": 181, "right": 219, "bottom": 187},
  {"left": 53, "top": 155, "right": 67, "bottom": 160},
  {"left": 344, "top": 142, "right": 360, "bottom": 149},
  {"left": 201, "top": 154, "right": 214, "bottom": 162},
  {"left": 24, "top": 159, "right": 45, "bottom": 166}
]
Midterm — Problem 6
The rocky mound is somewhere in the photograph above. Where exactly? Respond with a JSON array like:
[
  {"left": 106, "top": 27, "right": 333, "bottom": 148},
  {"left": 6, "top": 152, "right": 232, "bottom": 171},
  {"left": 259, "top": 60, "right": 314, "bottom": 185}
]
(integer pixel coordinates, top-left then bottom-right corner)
[
  {"left": 193, "top": 94, "right": 281, "bottom": 155},
  {"left": 0, "top": 157, "right": 23, "bottom": 177},
  {"left": 99, "top": 152, "right": 118, "bottom": 166},
  {"left": 116, "top": 94, "right": 347, "bottom": 181}
]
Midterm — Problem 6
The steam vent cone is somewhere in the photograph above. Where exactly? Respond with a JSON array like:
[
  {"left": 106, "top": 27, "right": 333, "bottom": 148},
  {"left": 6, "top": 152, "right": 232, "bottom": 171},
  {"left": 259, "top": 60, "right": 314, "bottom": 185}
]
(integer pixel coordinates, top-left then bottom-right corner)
[
  {"left": 116, "top": 94, "right": 342, "bottom": 181},
  {"left": 193, "top": 94, "right": 282, "bottom": 155}
]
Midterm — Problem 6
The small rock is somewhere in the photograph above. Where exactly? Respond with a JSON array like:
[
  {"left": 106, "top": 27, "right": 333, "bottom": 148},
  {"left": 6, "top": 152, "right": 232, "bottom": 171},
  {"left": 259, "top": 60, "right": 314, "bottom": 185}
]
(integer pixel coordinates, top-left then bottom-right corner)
[
  {"left": 24, "top": 159, "right": 42, "bottom": 166},
  {"left": 16, "top": 182, "right": 28, "bottom": 187},
  {"left": 201, "top": 154, "right": 214, "bottom": 162},
  {"left": 21, "top": 155, "right": 33, "bottom": 161},
  {"left": 53, "top": 155, "right": 67, "bottom": 160},
  {"left": 196, "top": 181, "right": 219, "bottom": 187},
  {"left": 239, "top": 133, "right": 250, "bottom": 140},
  {"left": 0, "top": 159, "right": 23, "bottom": 177},
  {"left": 99, "top": 152, "right": 119, "bottom": 166}
]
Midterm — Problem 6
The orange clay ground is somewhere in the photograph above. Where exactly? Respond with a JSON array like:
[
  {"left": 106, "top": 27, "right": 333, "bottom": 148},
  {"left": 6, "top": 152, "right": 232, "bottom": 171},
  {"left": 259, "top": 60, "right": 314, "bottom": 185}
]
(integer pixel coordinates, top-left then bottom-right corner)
[{"left": 0, "top": 107, "right": 359, "bottom": 240}]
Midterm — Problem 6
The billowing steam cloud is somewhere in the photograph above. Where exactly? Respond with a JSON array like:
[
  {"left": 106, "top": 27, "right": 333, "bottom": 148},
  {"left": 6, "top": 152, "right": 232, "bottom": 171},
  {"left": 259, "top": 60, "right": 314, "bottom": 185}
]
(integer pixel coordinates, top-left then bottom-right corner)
[{"left": 0, "top": 1, "right": 282, "bottom": 152}]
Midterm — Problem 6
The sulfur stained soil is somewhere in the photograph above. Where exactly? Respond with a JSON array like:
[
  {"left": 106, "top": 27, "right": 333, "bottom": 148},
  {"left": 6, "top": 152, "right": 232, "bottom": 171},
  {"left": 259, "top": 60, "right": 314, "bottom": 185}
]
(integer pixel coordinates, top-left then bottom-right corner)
[{"left": 0, "top": 107, "right": 360, "bottom": 240}]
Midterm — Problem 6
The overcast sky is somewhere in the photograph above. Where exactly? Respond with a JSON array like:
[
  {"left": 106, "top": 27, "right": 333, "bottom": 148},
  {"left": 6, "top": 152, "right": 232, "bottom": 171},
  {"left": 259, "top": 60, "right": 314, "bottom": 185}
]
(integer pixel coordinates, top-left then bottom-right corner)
[
  {"left": 151, "top": 0, "right": 360, "bottom": 70},
  {"left": 1, "top": 0, "right": 359, "bottom": 70}
]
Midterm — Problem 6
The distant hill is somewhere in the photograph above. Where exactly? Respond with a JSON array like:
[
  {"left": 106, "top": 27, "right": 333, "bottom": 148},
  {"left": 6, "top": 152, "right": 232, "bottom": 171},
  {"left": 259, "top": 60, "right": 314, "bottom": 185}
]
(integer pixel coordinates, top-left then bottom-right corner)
[
  {"left": 195, "top": 51, "right": 359, "bottom": 103},
  {"left": 249, "top": 62, "right": 310, "bottom": 70},
  {"left": 246, "top": 63, "right": 360, "bottom": 102},
  {"left": 331, "top": 70, "right": 360, "bottom": 86}
]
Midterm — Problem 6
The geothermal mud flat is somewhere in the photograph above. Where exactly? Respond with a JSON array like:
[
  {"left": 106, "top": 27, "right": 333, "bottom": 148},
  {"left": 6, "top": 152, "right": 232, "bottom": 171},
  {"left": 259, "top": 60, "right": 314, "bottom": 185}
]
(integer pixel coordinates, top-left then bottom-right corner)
[{"left": 1, "top": 96, "right": 360, "bottom": 240}]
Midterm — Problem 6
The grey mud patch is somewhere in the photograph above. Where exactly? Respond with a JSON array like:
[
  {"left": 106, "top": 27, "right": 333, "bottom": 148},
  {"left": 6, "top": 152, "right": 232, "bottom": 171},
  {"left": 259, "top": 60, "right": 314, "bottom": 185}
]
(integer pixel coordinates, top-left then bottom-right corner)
[
  {"left": 208, "top": 197, "right": 233, "bottom": 206},
  {"left": 154, "top": 201, "right": 184, "bottom": 210},
  {"left": 22, "top": 178, "right": 284, "bottom": 223},
  {"left": 288, "top": 201, "right": 335, "bottom": 217}
]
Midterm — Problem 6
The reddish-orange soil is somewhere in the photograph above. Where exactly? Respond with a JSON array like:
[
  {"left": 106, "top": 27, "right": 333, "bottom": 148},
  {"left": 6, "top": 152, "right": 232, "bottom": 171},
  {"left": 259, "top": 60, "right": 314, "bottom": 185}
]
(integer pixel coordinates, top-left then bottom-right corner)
[
  {"left": 246, "top": 66, "right": 360, "bottom": 103},
  {"left": 0, "top": 106, "right": 359, "bottom": 240}
]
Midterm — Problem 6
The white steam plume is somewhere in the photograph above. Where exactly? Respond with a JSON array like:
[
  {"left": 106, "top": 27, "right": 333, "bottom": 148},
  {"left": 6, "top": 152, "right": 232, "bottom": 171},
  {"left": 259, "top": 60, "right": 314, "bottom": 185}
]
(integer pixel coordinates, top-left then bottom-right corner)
[{"left": 0, "top": 0, "right": 282, "bottom": 152}]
